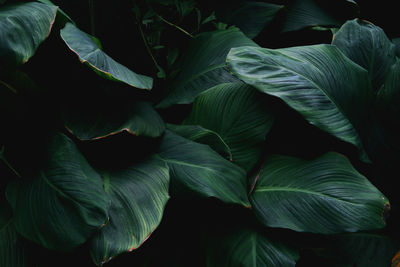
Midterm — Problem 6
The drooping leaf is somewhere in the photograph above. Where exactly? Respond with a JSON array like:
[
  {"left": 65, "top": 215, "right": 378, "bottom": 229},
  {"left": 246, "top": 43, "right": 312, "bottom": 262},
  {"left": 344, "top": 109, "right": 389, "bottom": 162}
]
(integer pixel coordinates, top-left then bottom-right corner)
[
  {"left": 157, "top": 27, "right": 257, "bottom": 108},
  {"left": 206, "top": 228, "right": 299, "bottom": 267},
  {"left": 332, "top": 19, "right": 396, "bottom": 90},
  {"left": 183, "top": 82, "right": 274, "bottom": 172},
  {"left": 317, "top": 233, "right": 400, "bottom": 266},
  {"left": 64, "top": 101, "right": 165, "bottom": 140},
  {"left": 0, "top": 2, "right": 57, "bottom": 66},
  {"left": 90, "top": 156, "right": 169, "bottom": 266},
  {"left": 282, "top": 0, "right": 358, "bottom": 32},
  {"left": 6, "top": 133, "right": 110, "bottom": 250},
  {"left": 158, "top": 130, "right": 249, "bottom": 206},
  {"left": 227, "top": 44, "right": 372, "bottom": 155},
  {"left": 250, "top": 152, "right": 388, "bottom": 234},
  {"left": 166, "top": 123, "right": 232, "bottom": 160},
  {"left": 217, "top": 2, "right": 283, "bottom": 39},
  {"left": 60, "top": 23, "right": 153, "bottom": 90}
]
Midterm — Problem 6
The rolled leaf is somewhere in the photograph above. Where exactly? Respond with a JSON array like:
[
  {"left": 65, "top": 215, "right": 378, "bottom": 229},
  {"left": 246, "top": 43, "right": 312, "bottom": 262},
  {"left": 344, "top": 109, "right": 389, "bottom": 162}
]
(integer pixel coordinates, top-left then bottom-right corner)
[
  {"left": 206, "top": 228, "right": 298, "bottom": 267},
  {"left": 184, "top": 82, "right": 274, "bottom": 172},
  {"left": 332, "top": 19, "right": 396, "bottom": 90},
  {"left": 250, "top": 152, "right": 389, "bottom": 234},
  {"left": 90, "top": 157, "right": 169, "bottom": 266},
  {"left": 60, "top": 23, "right": 153, "bottom": 90},
  {"left": 6, "top": 133, "right": 110, "bottom": 250},
  {"left": 158, "top": 130, "right": 249, "bottom": 206},
  {"left": 157, "top": 27, "right": 257, "bottom": 108},
  {"left": 227, "top": 44, "right": 372, "bottom": 154},
  {"left": 0, "top": 2, "right": 57, "bottom": 66}
]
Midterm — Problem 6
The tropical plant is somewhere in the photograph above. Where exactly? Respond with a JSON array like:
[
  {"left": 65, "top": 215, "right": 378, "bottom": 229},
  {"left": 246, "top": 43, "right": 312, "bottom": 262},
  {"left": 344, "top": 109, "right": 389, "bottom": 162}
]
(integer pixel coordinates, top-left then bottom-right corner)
[{"left": 1, "top": 0, "right": 400, "bottom": 266}]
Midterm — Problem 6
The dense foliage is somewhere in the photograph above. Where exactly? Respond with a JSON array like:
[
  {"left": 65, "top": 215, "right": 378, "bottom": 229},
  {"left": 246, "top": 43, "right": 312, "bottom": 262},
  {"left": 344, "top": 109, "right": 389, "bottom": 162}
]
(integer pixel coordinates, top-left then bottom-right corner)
[{"left": 1, "top": 0, "right": 400, "bottom": 266}]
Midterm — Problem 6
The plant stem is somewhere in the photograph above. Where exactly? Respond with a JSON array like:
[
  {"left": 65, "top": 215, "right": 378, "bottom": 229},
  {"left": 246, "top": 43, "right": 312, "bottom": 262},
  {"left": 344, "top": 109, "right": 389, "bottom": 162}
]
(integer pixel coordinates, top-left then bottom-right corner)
[
  {"left": 0, "top": 79, "right": 17, "bottom": 94},
  {"left": 89, "top": 0, "right": 95, "bottom": 36},
  {"left": 136, "top": 18, "right": 162, "bottom": 72},
  {"left": 156, "top": 14, "right": 194, "bottom": 38}
]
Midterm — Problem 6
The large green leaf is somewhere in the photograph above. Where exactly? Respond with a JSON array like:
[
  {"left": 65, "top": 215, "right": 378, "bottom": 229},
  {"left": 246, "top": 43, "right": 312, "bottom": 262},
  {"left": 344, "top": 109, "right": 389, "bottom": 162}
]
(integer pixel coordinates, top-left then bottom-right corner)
[
  {"left": 166, "top": 123, "right": 232, "bottom": 160},
  {"left": 60, "top": 23, "right": 153, "bottom": 90},
  {"left": 217, "top": 1, "right": 283, "bottom": 39},
  {"left": 227, "top": 44, "right": 372, "bottom": 154},
  {"left": 6, "top": 133, "right": 110, "bottom": 250},
  {"left": 377, "top": 58, "right": 400, "bottom": 117},
  {"left": 332, "top": 19, "right": 396, "bottom": 90},
  {"left": 0, "top": 2, "right": 57, "bottom": 66},
  {"left": 250, "top": 152, "right": 388, "bottom": 234},
  {"left": 183, "top": 82, "right": 274, "bottom": 172},
  {"left": 90, "top": 156, "right": 169, "bottom": 266},
  {"left": 282, "top": 0, "right": 358, "bottom": 32},
  {"left": 206, "top": 228, "right": 299, "bottom": 267},
  {"left": 64, "top": 101, "right": 165, "bottom": 140},
  {"left": 157, "top": 27, "right": 257, "bottom": 108},
  {"left": 158, "top": 130, "right": 249, "bottom": 206}
]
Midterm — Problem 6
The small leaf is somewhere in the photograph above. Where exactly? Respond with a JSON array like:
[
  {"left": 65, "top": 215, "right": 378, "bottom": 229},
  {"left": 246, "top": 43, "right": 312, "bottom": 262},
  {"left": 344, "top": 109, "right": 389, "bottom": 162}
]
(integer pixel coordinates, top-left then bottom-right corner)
[
  {"left": 90, "top": 157, "right": 169, "bottom": 266},
  {"left": 0, "top": 2, "right": 57, "bottom": 66},
  {"left": 158, "top": 130, "right": 249, "bottom": 206},
  {"left": 60, "top": 23, "right": 153, "bottom": 90},
  {"left": 250, "top": 152, "right": 389, "bottom": 234}
]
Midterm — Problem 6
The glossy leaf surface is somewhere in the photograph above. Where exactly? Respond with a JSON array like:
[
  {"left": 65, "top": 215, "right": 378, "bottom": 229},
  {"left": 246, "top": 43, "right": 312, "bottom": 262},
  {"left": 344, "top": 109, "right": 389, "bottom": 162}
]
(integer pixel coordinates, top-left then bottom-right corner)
[
  {"left": 158, "top": 130, "right": 249, "bottom": 206},
  {"left": 157, "top": 27, "right": 257, "bottom": 108},
  {"left": 60, "top": 23, "right": 153, "bottom": 90},
  {"left": 250, "top": 153, "right": 388, "bottom": 234},
  {"left": 0, "top": 2, "right": 57, "bottom": 66},
  {"left": 90, "top": 157, "right": 169, "bottom": 266},
  {"left": 184, "top": 82, "right": 274, "bottom": 172},
  {"left": 6, "top": 133, "right": 110, "bottom": 250},
  {"left": 227, "top": 44, "right": 372, "bottom": 153}
]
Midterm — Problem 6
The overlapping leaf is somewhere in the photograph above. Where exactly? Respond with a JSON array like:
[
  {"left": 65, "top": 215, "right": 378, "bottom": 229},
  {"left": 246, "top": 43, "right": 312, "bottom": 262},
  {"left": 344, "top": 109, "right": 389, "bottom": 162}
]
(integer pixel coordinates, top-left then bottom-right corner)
[
  {"left": 183, "top": 82, "right": 274, "bottom": 172},
  {"left": 332, "top": 19, "right": 396, "bottom": 89},
  {"left": 157, "top": 27, "right": 257, "bottom": 108},
  {"left": 206, "top": 228, "right": 299, "bottom": 267},
  {"left": 250, "top": 152, "right": 388, "bottom": 234},
  {"left": 6, "top": 133, "right": 110, "bottom": 250},
  {"left": 227, "top": 44, "right": 372, "bottom": 154},
  {"left": 60, "top": 23, "right": 153, "bottom": 90},
  {"left": 0, "top": 2, "right": 57, "bottom": 66},
  {"left": 158, "top": 130, "right": 249, "bottom": 206},
  {"left": 90, "top": 157, "right": 169, "bottom": 266}
]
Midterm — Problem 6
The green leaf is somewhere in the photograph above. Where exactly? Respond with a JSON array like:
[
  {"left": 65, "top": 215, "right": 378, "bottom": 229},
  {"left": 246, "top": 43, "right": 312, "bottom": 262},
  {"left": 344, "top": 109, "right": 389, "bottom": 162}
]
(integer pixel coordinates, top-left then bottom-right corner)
[
  {"left": 6, "top": 133, "right": 110, "bottom": 250},
  {"left": 376, "top": 58, "right": 400, "bottom": 118},
  {"left": 250, "top": 152, "right": 388, "bottom": 234},
  {"left": 157, "top": 27, "right": 257, "bottom": 108},
  {"left": 0, "top": 2, "right": 57, "bottom": 66},
  {"left": 206, "top": 228, "right": 299, "bottom": 267},
  {"left": 90, "top": 156, "right": 169, "bottom": 266},
  {"left": 64, "top": 101, "right": 165, "bottom": 140},
  {"left": 217, "top": 2, "right": 283, "bottom": 39},
  {"left": 183, "top": 82, "right": 274, "bottom": 172},
  {"left": 166, "top": 123, "right": 232, "bottom": 160},
  {"left": 227, "top": 44, "right": 372, "bottom": 154},
  {"left": 60, "top": 23, "right": 153, "bottom": 90},
  {"left": 282, "top": 0, "right": 358, "bottom": 32},
  {"left": 37, "top": 0, "right": 75, "bottom": 26},
  {"left": 332, "top": 19, "right": 396, "bottom": 90},
  {"left": 158, "top": 130, "right": 249, "bottom": 206},
  {"left": 0, "top": 216, "right": 27, "bottom": 267}
]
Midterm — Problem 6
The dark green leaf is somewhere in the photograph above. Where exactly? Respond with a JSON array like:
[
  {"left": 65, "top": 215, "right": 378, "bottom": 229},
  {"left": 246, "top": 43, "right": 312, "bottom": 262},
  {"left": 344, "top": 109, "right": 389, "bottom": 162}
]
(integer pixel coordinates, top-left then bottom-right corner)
[
  {"left": 158, "top": 130, "right": 249, "bottom": 206},
  {"left": 332, "top": 19, "right": 396, "bottom": 90},
  {"left": 37, "top": 0, "right": 75, "bottom": 26},
  {"left": 250, "top": 152, "right": 388, "bottom": 234},
  {"left": 206, "top": 228, "right": 299, "bottom": 267},
  {"left": 64, "top": 101, "right": 165, "bottom": 140},
  {"left": 166, "top": 123, "right": 232, "bottom": 160},
  {"left": 6, "top": 133, "right": 110, "bottom": 250},
  {"left": 0, "top": 2, "right": 57, "bottom": 66},
  {"left": 90, "top": 157, "right": 169, "bottom": 266},
  {"left": 183, "top": 82, "right": 274, "bottom": 172},
  {"left": 60, "top": 23, "right": 153, "bottom": 90},
  {"left": 157, "top": 27, "right": 257, "bottom": 108},
  {"left": 217, "top": 2, "right": 283, "bottom": 39},
  {"left": 227, "top": 44, "right": 372, "bottom": 155}
]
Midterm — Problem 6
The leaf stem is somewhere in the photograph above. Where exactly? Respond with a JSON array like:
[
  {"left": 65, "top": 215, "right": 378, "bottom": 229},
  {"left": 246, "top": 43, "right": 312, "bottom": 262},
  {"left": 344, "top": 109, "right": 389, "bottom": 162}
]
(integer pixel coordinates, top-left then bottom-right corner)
[
  {"left": 0, "top": 146, "right": 21, "bottom": 178},
  {"left": 156, "top": 14, "right": 194, "bottom": 38},
  {"left": 0, "top": 79, "right": 17, "bottom": 94}
]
